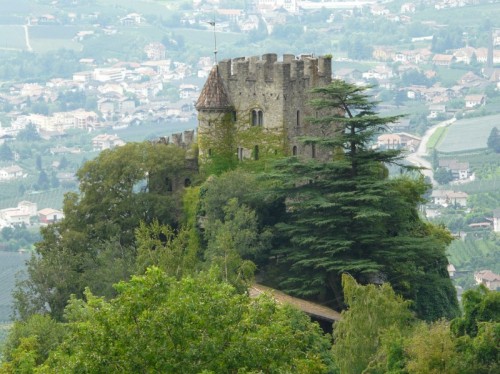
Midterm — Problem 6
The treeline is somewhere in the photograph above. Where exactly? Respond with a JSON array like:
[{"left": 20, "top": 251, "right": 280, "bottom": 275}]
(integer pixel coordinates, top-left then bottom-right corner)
[
  {"left": 1, "top": 81, "right": 498, "bottom": 372},
  {"left": 0, "top": 49, "right": 82, "bottom": 82}
]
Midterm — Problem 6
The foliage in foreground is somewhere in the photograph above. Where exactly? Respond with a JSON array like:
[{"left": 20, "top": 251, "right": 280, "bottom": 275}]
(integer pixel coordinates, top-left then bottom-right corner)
[
  {"left": 4, "top": 268, "right": 335, "bottom": 373},
  {"left": 333, "top": 277, "right": 499, "bottom": 374},
  {"left": 2, "top": 273, "right": 499, "bottom": 373}
]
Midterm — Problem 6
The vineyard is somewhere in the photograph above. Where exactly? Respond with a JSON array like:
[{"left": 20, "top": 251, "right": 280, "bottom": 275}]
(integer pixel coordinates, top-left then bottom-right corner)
[
  {"left": 0, "top": 252, "right": 29, "bottom": 323},
  {"left": 0, "top": 25, "right": 26, "bottom": 50},
  {"left": 447, "top": 238, "right": 500, "bottom": 273},
  {"left": 437, "top": 114, "right": 500, "bottom": 153}
]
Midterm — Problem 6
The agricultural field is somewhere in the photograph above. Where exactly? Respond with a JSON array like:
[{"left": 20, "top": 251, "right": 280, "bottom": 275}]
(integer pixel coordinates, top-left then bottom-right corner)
[
  {"left": 437, "top": 113, "right": 500, "bottom": 153},
  {"left": 413, "top": 2, "right": 500, "bottom": 29},
  {"left": 427, "top": 126, "right": 448, "bottom": 150},
  {"left": 0, "top": 252, "right": 29, "bottom": 323},
  {"left": 0, "top": 0, "right": 51, "bottom": 16},
  {"left": 447, "top": 237, "right": 500, "bottom": 288},
  {"left": 115, "top": 120, "right": 196, "bottom": 142},
  {"left": 448, "top": 238, "right": 500, "bottom": 270},
  {"left": 0, "top": 25, "right": 27, "bottom": 50},
  {"left": 0, "top": 186, "right": 72, "bottom": 211}
]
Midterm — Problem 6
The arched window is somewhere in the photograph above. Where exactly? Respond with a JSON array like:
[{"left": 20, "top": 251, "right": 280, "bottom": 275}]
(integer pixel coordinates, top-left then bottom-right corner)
[
  {"left": 184, "top": 178, "right": 191, "bottom": 187},
  {"left": 254, "top": 145, "right": 259, "bottom": 160},
  {"left": 251, "top": 109, "right": 263, "bottom": 126},
  {"left": 292, "top": 146, "right": 298, "bottom": 156}
]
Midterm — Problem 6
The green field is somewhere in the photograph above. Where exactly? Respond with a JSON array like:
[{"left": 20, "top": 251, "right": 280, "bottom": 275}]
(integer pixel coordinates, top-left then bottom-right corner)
[
  {"left": 0, "top": 186, "right": 72, "bottom": 211},
  {"left": 427, "top": 126, "right": 448, "bottom": 150},
  {"left": 0, "top": 252, "right": 29, "bottom": 323},
  {"left": 448, "top": 238, "right": 500, "bottom": 272},
  {"left": 437, "top": 114, "right": 500, "bottom": 153},
  {"left": 0, "top": 0, "right": 51, "bottom": 15},
  {"left": 0, "top": 25, "right": 26, "bottom": 50},
  {"left": 414, "top": 3, "right": 500, "bottom": 28},
  {"left": 29, "top": 25, "right": 81, "bottom": 39},
  {"left": 30, "top": 38, "right": 82, "bottom": 52}
]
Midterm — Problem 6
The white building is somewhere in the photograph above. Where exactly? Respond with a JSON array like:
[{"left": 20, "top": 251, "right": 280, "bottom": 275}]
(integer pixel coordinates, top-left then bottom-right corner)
[
  {"left": 431, "top": 190, "right": 468, "bottom": 207},
  {"left": 93, "top": 68, "right": 127, "bottom": 82},
  {"left": 0, "top": 201, "right": 37, "bottom": 227},
  {"left": 92, "top": 134, "right": 125, "bottom": 151},
  {"left": 493, "top": 209, "right": 500, "bottom": 233},
  {"left": 0, "top": 165, "right": 25, "bottom": 181}
]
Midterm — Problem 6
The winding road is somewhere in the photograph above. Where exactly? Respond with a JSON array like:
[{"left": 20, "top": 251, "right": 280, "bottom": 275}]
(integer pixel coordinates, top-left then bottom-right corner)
[{"left": 405, "top": 118, "right": 456, "bottom": 186}]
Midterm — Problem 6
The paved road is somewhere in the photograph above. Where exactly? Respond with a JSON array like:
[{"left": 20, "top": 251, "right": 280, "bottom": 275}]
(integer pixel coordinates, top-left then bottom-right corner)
[
  {"left": 23, "top": 24, "right": 32, "bottom": 52},
  {"left": 405, "top": 118, "right": 456, "bottom": 186}
]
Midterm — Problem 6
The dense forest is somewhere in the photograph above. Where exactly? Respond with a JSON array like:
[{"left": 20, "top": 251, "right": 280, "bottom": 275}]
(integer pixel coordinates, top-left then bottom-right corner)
[{"left": 1, "top": 82, "right": 498, "bottom": 372}]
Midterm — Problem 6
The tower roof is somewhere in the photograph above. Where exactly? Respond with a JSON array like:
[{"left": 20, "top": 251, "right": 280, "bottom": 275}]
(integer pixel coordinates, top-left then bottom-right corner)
[{"left": 195, "top": 66, "right": 232, "bottom": 111}]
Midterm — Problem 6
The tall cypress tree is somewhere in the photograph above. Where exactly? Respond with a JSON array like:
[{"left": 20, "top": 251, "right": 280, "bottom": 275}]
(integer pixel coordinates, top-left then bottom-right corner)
[{"left": 267, "top": 80, "right": 458, "bottom": 321}]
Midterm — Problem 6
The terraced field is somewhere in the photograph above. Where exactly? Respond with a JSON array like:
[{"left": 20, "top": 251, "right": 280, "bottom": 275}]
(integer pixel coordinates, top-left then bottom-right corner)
[
  {"left": 437, "top": 114, "right": 500, "bottom": 153},
  {"left": 448, "top": 239, "right": 500, "bottom": 273},
  {"left": 0, "top": 25, "right": 26, "bottom": 50},
  {"left": 0, "top": 252, "right": 29, "bottom": 323}
]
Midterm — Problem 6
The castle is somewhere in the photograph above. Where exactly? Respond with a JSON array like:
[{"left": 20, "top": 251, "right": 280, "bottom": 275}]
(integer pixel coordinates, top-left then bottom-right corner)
[{"left": 195, "top": 53, "right": 333, "bottom": 162}]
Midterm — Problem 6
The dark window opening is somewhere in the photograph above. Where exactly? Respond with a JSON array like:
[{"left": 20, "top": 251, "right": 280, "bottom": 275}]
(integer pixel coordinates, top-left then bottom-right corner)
[
  {"left": 208, "top": 148, "right": 212, "bottom": 157},
  {"left": 237, "top": 147, "right": 244, "bottom": 161},
  {"left": 251, "top": 109, "right": 263, "bottom": 126},
  {"left": 311, "top": 143, "right": 316, "bottom": 159},
  {"left": 296, "top": 110, "right": 300, "bottom": 127},
  {"left": 254, "top": 145, "right": 259, "bottom": 160},
  {"left": 292, "top": 146, "right": 298, "bottom": 156},
  {"left": 231, "top": 111, "right": 237, "bottom": 122},
  {"left": 184, "top": 178, "right": 191, "bottom": 187}
]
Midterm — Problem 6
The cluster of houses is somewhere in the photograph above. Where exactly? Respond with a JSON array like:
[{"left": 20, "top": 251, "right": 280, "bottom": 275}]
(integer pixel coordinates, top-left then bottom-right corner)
[
  {"left": 0, "top": 201, "right": 64, "bottom": 229},
  {"left": 0, "top": 54, "right": 199, "bottom": 140},
  {"left": 473, "top": 269, "right": 500, "bottom": 291}
]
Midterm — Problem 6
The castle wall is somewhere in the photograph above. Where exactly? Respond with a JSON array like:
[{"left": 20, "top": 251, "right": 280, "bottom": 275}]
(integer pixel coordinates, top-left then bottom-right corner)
[{"left": 198, "top": 53, "right": 333, "bottom": 160}]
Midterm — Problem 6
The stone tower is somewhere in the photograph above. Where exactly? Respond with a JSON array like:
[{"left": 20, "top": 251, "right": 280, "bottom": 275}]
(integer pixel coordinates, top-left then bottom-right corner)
[{"left": 195, "top": 53, "right": 333, "bottom": 162}]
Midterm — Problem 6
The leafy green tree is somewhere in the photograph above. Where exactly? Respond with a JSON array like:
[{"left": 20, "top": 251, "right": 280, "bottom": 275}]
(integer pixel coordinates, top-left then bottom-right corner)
[
  {"left": 453, "top": 322, "right": 500, "bottom": 374},
  {"left": 1, "top": 314, "right": 66, "bottom": 368},
  {"left": 13, "top": 142, "right": 191, "bottom": 320},
  {"left": 332, "top": 274, "right": 414, "bottom": 374},
  {"left": 16, "top": 123, "right": 41, "bottom": 142},
  {"left": 405, "top": 320, "right": 458, "bottom": 374},
  {"left": 134, "top": 220, "right": 198, "bottom": 279},
  {"left": 451, "top": 285, "right": 500, "bottom": 338},
  {"left": 38, "top": 267, "right": 335, "bottom": 373},
  {"left": 267, "top": 80, "right": 459, "bottom": 320},
  {"left": 434, "top": 167, "right": 454, "bottom": 185},
  {"left": 0, "top": 142, "right": 13, "bottom": 161},
  {"left": 204, "top": 198, "right": 271, "bottom": 291}
]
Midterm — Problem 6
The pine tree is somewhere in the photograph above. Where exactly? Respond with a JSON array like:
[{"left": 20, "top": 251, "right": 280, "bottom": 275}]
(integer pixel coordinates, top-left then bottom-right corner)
[
  {"left": 487, "top": 127, "right": 500, "bottom": 153},
  {"left": 268, "top": 80, "right": 458, "bottom": 320}
]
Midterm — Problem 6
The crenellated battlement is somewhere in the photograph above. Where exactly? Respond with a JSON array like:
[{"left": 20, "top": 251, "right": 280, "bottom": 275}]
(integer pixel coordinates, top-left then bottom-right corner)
[
  {"left": 218, "top": 54, "right": 332, "bottom": 85},
  {"left": 196, "top": 52, "right": 335, "bottom": 162}
]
